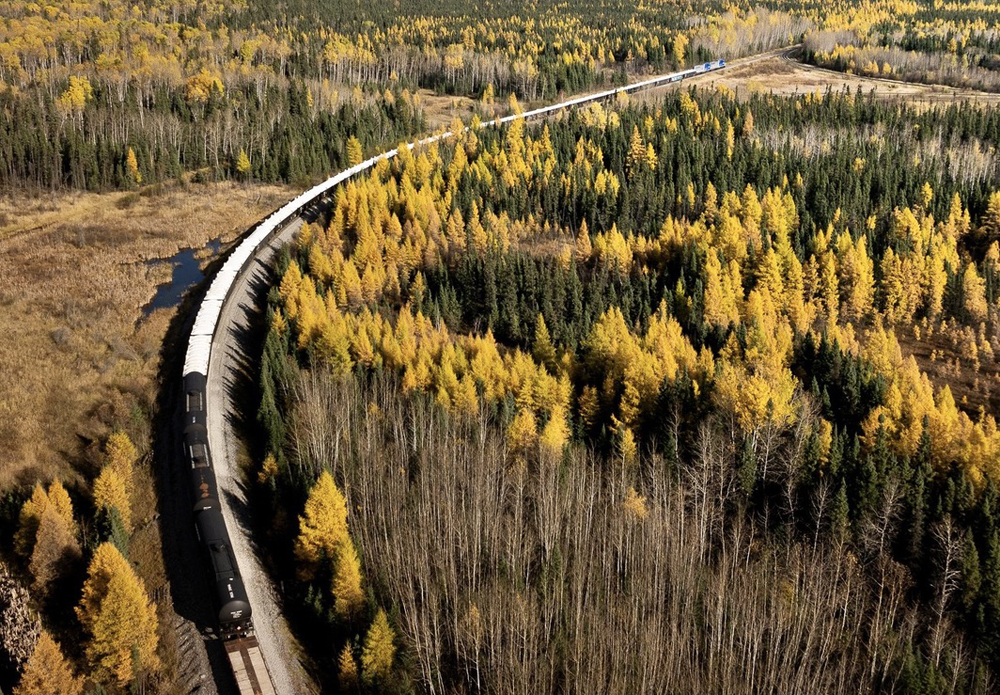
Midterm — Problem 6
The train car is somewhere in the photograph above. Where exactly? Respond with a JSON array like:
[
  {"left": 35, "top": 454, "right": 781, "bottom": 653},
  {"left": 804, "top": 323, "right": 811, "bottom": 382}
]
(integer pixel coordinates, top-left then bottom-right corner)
[
  {"left": 226, "top": 637, "right": 277, "bottom": 695},
  {"left": 182, "top": 422, "right": 217, "bottom": 512},
  {"left": 195, "top": 507, "right": 253, "bottom": 638},
  {"left": 183, "top": 371, "right": 207, "bottom": 428}
]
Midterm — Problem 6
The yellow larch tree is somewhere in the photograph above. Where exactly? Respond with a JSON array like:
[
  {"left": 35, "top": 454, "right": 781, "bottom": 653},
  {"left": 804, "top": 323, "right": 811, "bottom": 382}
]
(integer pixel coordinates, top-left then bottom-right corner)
[
  {"left": 14, "top": 631, "right": 82, "bottom": 695},
  {"left": 29, "top": 502, "right": 80, "bottom": 595},
  {"left": 294, "top": 471, "right": 349, "bottom": 579},
  {"left": 361, "top": 609, "right": 396, "bottom": 682},
  {"left": 574, "top": 220, "right": 593, "bottom": 263},
  {"left": 339, "top": 644, "right": 359, "bottom": 690},
  {"left": 104, "top": 431, "right": 137, "bottom": 477},
  {"left": 539, "top": 409, "right": 570, "bottom": 462},
  {"left": 14, "top": 483, "right": 49, "bottom": 557},
  {"left": 94, "top": 466, "right": 132, "bottom": 532},
  {"left": 15, "top": 479, "right": 76, "bottom": 558},
  {"left": 76, "top": 543, "right": 159, "bottom": 686},
  {"left": 347, "top": 136, "right": 364, "bottom": 167},
  {"left": 332, "top": 537, "right": 365, "bottom": 622},
  {"left": 962, "top": 263, "right": 988, "bottom": 324},
  {"left": 672, "top": 33, "right": 688, "bottom": 66},
  {"left": 236, "top": 149, "right": 251, "bottom": 178},
  {"left": 507, "top": 408, "right": 538, "bottom": 454},
  {"left": 125, "top": 147, "right": 142, "bottom": 185}
]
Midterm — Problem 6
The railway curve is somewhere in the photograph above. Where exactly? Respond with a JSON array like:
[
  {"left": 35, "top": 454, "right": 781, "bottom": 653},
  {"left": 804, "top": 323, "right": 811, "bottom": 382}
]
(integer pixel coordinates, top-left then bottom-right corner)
[{"left": 180, "top": 55, "right": 752, "bottom": 694}]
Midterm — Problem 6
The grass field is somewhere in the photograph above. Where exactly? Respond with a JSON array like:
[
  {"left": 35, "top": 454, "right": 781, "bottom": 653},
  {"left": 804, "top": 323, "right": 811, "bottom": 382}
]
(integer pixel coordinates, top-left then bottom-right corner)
[
  {"left": 0, "top": 181, "right": 292, "bottom": 491},
  {"left": 641, "top": 49, "right": 1000, "bottom": 107}
]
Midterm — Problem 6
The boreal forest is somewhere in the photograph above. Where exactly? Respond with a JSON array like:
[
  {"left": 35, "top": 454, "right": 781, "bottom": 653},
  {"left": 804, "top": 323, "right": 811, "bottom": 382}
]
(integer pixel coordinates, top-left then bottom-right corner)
[
  {"left": 254, "top": 89, "right": 1000, "bottom": 691},
  {"left": 4, "top": 1, "right": 1000, "bottom": 694}
]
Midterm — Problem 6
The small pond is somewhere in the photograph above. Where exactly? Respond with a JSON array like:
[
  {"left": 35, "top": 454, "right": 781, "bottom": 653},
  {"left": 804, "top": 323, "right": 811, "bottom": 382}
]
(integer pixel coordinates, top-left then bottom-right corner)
[{"left": 142, "top": 237, "right": 223, "bottom": 317}]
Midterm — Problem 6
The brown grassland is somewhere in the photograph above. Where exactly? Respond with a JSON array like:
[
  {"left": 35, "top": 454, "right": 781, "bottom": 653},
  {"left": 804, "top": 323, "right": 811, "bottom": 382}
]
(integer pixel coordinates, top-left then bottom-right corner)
[
  {"left": 642, "top": 49, "right": 1000, "bottom": 108},
  {"left": 0, "top": 181, "right": 291, "bottom": 491}
]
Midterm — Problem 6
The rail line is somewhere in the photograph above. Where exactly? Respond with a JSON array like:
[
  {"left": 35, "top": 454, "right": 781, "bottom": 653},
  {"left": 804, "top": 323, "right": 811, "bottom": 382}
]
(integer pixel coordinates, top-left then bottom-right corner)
[{"left": 180, "top": 57, "right": 729, "bottom": 695}]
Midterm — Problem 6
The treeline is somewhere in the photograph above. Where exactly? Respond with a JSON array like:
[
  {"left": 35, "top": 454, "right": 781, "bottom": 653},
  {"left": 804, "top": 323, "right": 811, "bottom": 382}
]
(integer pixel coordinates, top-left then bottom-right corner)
[
  {"left": 2, "top": 0, "right": 997, "bottom": 192},
  {"left": 243, "top": 87, "right": 1000, "bottom": 691},
  {"left": 0, "top": 81, "right": 424, "bottom": 190},
  {"left": 0, "top": 0, "right": 816, "bottom": 192},
  {"left": 802, "top": 0, "right": 1000, "bottom": 92}
]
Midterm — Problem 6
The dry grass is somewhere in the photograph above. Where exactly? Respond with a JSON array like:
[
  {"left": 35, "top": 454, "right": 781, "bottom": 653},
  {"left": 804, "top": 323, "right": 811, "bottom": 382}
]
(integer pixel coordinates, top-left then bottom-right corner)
[
  {"left": 636, "top": 50, "right": 1000, "bottom": 108},
  {"left": 0, "top": 180, "right": 293, "bottom": 490},
  {"left": 417, "top": 88, "right": 478, "bottom": 130}
]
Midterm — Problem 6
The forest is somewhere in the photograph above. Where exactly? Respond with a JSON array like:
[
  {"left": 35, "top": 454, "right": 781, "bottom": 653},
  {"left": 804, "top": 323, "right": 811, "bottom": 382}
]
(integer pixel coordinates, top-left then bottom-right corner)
[
  {"left": 5, "top": 0, "right": 1000, "bottom": 693},
  {"left": 7, "top": 0, "right": 984, "bottom": 193},
  {"left": 246, "top": 87, "right": 1000, "bottom": 693}
]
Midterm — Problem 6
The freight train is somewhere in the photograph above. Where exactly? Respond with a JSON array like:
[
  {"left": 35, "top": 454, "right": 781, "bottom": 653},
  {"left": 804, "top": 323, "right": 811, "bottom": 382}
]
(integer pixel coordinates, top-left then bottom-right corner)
[
  {"left": 182, "top": 372, "right": 253, "bottom": 639},
  {"left": 180, "top": 55, "right": 727, "bottom": 694}
]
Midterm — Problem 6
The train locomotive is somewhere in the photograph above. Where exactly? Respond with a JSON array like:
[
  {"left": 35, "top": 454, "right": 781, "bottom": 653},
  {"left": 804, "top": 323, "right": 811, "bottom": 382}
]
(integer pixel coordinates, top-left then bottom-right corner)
[{"left": 182, "top": 370, "right": 253, "bottom": 639}]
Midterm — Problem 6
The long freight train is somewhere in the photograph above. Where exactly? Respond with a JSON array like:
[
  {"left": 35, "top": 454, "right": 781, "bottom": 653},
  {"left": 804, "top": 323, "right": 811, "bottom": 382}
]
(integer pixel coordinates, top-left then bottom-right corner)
[{"left": 180, "top": 55, "right": 727, "bottom": 695}]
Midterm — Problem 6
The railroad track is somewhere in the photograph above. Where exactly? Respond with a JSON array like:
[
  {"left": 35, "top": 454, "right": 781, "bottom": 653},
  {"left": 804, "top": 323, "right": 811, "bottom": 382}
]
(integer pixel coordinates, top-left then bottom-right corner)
[{"left": 179, "top": 54, "right": 741, "bottom": 695}]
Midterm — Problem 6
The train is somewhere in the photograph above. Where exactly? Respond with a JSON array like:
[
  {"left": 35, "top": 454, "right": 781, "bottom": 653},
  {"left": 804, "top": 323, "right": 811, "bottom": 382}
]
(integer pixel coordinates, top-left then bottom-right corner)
[
  {"left": 179, "top": 55, "right": 728, "bottom": 692},
  {"left": 182, "top": 371, "right": 253, "bottom": 639}
]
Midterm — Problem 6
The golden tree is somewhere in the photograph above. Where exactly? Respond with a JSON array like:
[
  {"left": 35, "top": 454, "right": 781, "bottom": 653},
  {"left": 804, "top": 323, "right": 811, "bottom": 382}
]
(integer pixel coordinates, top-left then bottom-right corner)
[
  {"left": 361, "top": 609, "right": 396, "bottom": 682},
  {"left": 14, "top": 484, "right": 49, "bottom": 557},
  {"left": 15, "top": 479, "right": 75, "bottom": 558},
  {"left": 672, "top": 33, "right": 688, "bottom": 66},
  {"left": 294, "top": 471, "right": 349, "bottom": 579},
  {"left": 574, "top": 220, "right": 593, "bottom": 263},
  {"left": 125, "top": 147, "right": 142, "bottom": 185},
  {"left": 332, "top": 537, "right": 365, "bottom": 622},
  {"left": 94, "top": 466, "right": 132, "bottom": 532},
  {"left": 347, "top": 136, "right": 364, "bottom": 167},
  {"left": 29, "top": 503, "right": 80, "bottom": 595},
  {"left": 77, "top": 543, "right": 160, "bottom": 686},
  {"left": 962, "top": 264, "right": 988, "bottom": 324},
  {"left": 338, "top": 644, "right": 359, "bottom": 690},
  {"left": 236, "top": 149, "right": 251, "bottom": 178},
  {"left": 104, "top": 431, "right": 137, "bottom": 476},
  {"left": 15, "top": 631, "right": 82, "bottom": 695}
]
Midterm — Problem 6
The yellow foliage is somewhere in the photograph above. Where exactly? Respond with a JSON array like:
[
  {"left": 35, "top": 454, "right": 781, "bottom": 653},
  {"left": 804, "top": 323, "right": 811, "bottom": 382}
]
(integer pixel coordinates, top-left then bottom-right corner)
[
  {"left": 338, "top": 644, "right": 359, "bottom": 690},
  {"left": 56, "top": 75, "right": 92, "bottom": 118},
  {"left": 15, "top": 631, "right": 82, "bottom": 695},
  {"left": 539, "top": 410, "right": 569, "bottom": 461},
  {"left": 295, "top": 471, "right": 349, "bottom": 579},
  {"left": 185, "top": 68, "right": 223, "bottom": 104},
  {"left": 332, "top": 537, "right": 365, "bottom": 622},
  {"left": 104, "top": 431, "right": 137, "bottom": 476},
  {"left": 94, "top": 465, "right": 132, "bottom": 532},
  {"left": 76, "top": 543, "right": 159, "bottom": 685},
  {"left": 623, "top": 486, "right": 648, "bottom": 520},
  {"left": 361, "top": 609, "right": 396, "bottom": 681},
  {"left": 508, "top": 407, "right": 538, "bottom": 453}
]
